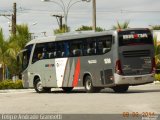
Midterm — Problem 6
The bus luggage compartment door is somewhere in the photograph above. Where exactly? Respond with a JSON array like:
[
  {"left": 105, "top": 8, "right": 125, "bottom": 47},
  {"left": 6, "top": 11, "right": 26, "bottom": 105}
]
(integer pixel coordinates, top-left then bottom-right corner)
[
  {"left": 100, "top": 57, "right": 114, "bottom": 85},
  {"left": 100, "top": 69, "right": 113, "bottom": 85}
]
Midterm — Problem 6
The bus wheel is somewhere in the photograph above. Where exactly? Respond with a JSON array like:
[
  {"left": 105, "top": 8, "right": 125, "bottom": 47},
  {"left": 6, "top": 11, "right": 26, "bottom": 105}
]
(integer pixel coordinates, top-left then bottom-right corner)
[
  {"left": 43, "top": 87, "right": 51, "bottom": 93},
  {"left": 84, "top": 76, "right": 99, "bottom": 93},
  {"left": 112, "top": 85, "right": 129, "bottom": 93},
  {"left": 34, "top": 78, "right": 51, "bottom": 93},
  {"left": 62, "top": 87, "right": 73, "bottom": 93}
]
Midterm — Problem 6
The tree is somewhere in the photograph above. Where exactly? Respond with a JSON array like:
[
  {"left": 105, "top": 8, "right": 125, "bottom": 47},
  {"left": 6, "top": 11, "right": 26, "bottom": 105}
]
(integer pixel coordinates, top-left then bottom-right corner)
[
  {"left": 8, "top": 24, "right": 30, "bottom": 58},
  {"left": 154, "top": 36, "right": 160, "bottom": 68},
  {"left": 151, "top": 25, "right": 160, "bottom": 30},
  {"left": 112, "top": 21, "right": 130, "bottom": 30},
  {"left": 0, "top": 28, "right": 9, "bottom": 81},
  {"left": 7, "top": 24, "right": 31, "bottom": 76},
  {"left": 54, "top": 24, "right": 70, "bottom": 34},
  {"left": 0, "top": 24, "right": 30, "bottom": 80},
  {"left": 76, "top": 25, "right": 105, "bottom": 32},
  {"left": 16, "top": 24, "right": 30, "bottom": 49}
]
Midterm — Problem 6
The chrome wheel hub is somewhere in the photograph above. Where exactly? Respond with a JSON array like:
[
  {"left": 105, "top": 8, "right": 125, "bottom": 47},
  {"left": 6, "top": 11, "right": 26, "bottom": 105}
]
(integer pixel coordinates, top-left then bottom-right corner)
[
  {"left": 37, "top": 82, "right": 43, "bottom": 91},
  {"left": 86, "top": 80, "right": 91, "bottom": 90}
]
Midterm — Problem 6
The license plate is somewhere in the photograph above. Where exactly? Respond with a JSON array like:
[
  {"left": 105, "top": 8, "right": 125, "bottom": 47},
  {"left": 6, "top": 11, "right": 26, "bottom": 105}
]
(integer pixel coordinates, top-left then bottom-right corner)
[{"left": 135, "top": 77, "right": 142, "bottom": 80}]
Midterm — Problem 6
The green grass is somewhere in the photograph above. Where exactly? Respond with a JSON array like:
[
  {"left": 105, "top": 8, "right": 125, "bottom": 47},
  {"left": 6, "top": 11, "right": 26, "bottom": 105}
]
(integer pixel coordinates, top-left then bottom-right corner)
[{"left": 0, "top": 80, "right": 23, "bottom": 90}]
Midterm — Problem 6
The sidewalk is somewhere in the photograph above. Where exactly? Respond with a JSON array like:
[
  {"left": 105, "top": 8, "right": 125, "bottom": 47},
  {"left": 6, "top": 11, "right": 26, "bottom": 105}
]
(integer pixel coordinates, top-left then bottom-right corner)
[
  {"left": 154, "top": 81, "right": 160, "bottom": 84},
  {"left": 0, "top": 89, "right": 34, "bottom": 93}
]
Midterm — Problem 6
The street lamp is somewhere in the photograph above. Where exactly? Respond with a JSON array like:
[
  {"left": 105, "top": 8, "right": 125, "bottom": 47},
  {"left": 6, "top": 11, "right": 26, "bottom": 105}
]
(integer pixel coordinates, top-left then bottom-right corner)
[
  {"left": 42, "top": 0, "right": 90, "bottom": 32},
  {"left": 76, "top": 0, "right": 96, "bottom": 31},
  {"left": 92, "top": 0, "right": 96, "bottom": 31}
]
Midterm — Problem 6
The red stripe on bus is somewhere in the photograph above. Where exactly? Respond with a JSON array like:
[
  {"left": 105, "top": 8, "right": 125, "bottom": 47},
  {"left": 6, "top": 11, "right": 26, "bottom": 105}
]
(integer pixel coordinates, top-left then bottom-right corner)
[{"left": 72, "top": 58, "right": 80, "bottom": 87}]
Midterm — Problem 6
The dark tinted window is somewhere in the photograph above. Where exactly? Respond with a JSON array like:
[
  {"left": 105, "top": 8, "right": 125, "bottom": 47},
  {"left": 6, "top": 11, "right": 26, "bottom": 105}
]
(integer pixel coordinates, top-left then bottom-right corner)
[
  {"left": 97, "top": 36, "right": 112, "bottom": 54},
  {"left": 31, "top": 35, "right": 113, "bottom": 63},
  {"left": 22, "top": 44, "right": 33, "bottom": 70},
  {"left": 69, "top": 40, "right": 83, "bottom": 57},
  {"left": 32, "top": 43, "right": 46, "bottom": 63},
  {"left": 83, "top": 38, "right": 97, "bottom": 56},
  {"left": 118, "top": 30, "right": 153, "bottom": 46}
]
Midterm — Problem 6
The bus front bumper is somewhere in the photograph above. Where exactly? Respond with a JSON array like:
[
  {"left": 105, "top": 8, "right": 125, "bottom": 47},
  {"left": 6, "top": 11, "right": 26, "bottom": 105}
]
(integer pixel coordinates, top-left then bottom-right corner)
[{"left": 114, "top": 73, "right": 155, "bottom": 86}]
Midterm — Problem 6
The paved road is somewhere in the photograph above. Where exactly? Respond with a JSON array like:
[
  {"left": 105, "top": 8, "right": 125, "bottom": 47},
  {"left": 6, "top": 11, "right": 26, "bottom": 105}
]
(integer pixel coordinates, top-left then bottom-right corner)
[{"left": 0, "top": 84, "right": 160, "bottom": 114}]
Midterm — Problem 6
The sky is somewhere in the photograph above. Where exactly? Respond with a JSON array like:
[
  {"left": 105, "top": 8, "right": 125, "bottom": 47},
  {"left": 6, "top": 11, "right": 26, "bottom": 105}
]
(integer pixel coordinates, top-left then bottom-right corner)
[{"left": 0, "top": 0, "right": 160, "bottom": 38}]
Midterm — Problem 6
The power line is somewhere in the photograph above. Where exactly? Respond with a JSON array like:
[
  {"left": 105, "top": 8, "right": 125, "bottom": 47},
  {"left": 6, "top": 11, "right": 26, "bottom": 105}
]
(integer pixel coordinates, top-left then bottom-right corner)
[
  {"left": 16, "top": 8, "right": 160, "bottom": 15},
  {"left": 1, "top": 5, "right": 160, "bottom": 14}
]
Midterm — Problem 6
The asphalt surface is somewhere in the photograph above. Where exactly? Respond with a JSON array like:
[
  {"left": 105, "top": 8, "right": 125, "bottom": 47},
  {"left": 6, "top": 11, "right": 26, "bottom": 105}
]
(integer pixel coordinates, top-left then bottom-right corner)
[{"left": 0, "top": 84, "right": 160, "bottom": 115}]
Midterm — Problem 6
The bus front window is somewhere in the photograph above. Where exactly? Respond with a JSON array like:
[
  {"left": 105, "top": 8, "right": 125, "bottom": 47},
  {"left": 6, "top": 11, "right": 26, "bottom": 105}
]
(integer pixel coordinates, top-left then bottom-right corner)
[
  {"left": 21, "top": 45, "right": 33, "bottom": 71},
  {"left": 22, "top": 51, "right": 29, "bottom": 70}
]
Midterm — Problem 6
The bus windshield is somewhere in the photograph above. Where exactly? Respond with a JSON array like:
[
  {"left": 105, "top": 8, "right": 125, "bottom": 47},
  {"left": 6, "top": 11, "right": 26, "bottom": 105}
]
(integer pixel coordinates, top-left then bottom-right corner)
[
  {"left": 118, "top": 30, "right": 153, "bottom": 46},
  {"left": 22, "top": 45, "right": 33, "bottom": 71}
]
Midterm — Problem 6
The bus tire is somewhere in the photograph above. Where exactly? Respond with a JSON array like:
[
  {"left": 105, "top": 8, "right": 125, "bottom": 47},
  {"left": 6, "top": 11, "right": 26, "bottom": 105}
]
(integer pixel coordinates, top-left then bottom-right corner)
[
  {"left": 34, "top": 78, "right": 51, "bottom": 93},
  {"left": 84, "top": 76, "right": 98, "bottom": 93},
  {"left": 43, "top": 87, "right": 51, "bottom": 93},
  {"left": 62, "top": 87, "right": 73, "bottom": 93},
  {"left": 112, "top": 85, "right": 129, "bottom": 93}
]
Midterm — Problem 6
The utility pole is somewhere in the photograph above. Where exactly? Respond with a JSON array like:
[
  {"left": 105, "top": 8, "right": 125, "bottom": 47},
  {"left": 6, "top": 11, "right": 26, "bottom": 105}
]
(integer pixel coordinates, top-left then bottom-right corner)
[
  {"left": 52, "top": 14, "right": 64, "bottom": 30},
  {"left": 92, "top": 0, "right": 96, "bottom": 31},
  {"left": 0, "top": 3, "right": 17, "bottom": 80},
  {"left": 12, "top": 2, "right": 17, "bottom": 35},
  {"left": 0, "top": 3, "right": 16, "bottom": 35}
]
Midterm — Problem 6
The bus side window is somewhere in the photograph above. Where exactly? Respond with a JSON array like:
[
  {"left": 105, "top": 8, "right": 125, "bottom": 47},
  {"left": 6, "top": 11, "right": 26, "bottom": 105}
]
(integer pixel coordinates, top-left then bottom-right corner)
[
  {"left": 54, "top": 42, "right": 65, "bottom": 58},
  {"left": 41, "top": 48, "right": 48, "bottom": 59},
  {"left": 70, "top": 39, "right": 82, "bottom": 57},
  {"left": 82, "top": 38, "right": 96, "bottom": 56},
  {"left": 64, "top": 42, "right": 70, "bottom": 57},
  {"left": 82, "top": 42, "right": 88, "bottom": 56},
  {"left": 49, "top": 42, "right": 57, "bottom": 58},
  {"left": 32, "top": 44, "right": 42, "bottom": 63},
  {"left": 32, "top": 43, "right": 50, "bottom": 63},
  {"left": 97, "top": 41, "right": 103, "bottom": 54},
  {"left": 97, "top": 35, "right": 112, "bottom": 54}
]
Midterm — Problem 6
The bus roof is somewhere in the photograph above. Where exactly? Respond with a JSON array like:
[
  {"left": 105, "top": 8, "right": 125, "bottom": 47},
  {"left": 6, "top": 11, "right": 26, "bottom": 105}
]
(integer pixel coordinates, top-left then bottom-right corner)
[
  {"left": 26, "top": 28, "right": 150, "bottom": 46},
  {"left": 26, "top": 30, "right": 116, "bottom": 46}
]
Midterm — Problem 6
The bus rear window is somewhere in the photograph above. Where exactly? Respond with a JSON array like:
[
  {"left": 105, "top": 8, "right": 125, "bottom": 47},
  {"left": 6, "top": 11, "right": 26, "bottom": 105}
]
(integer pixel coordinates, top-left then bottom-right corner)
[{"left": 118, "top": 30, "right": 153, "bottom": 46}]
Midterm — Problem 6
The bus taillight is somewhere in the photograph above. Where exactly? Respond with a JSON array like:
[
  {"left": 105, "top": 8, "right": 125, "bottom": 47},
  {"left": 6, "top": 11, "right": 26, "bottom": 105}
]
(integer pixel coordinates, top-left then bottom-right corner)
[
  {"left": 115, "top": 60, "right": 123, "bottom": 75},
  {"left": 151, "top": 57, "right": 156, "bottom": 74}
]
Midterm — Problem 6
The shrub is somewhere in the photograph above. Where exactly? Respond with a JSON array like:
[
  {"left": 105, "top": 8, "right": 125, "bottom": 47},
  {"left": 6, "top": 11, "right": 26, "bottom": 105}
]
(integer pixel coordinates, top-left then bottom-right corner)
[
  {"left": 0, "top": 80, "right": 23, "bottom": 90},
  {"left": 155, "top": 74, "right": 160, "bottom": 81}
]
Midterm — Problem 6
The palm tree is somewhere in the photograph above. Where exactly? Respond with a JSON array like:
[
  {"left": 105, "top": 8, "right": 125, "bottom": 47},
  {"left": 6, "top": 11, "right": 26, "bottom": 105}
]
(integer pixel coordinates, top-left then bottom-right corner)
[
  {"left": 7, "top": 24, "right": 31, "bottom": 76},
  {"left": 0, "top": 28, "right": 9, "bottom": 81},
  {"left": 154, "top": 36, "right": 160, "bottom": 68},
  {"left": 76, "top": 25, "right": 105, "bottom": 32},
  {"left": 151, "top": 25, "right": 160, "bottom": 30},
  {"left": 16, "top": 24, "right": 30, "bottom": 49},
  {"left": 8, "top": 24, "right": 30, "bottom": 58},
  {"left": 112, "top": 21, "right": 130, "bottom": 30},
  {"left": 0, "top": 24, "right": 30, "bottom": 80},
  {"left": 54, "top": 24, "right": 70, "bottom": 34}
]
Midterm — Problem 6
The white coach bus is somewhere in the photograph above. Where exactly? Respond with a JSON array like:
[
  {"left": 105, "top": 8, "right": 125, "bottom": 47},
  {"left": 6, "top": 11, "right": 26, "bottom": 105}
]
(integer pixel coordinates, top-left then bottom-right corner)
[{"left": 18, "top": 28, "right": 155, "bottom": 93}]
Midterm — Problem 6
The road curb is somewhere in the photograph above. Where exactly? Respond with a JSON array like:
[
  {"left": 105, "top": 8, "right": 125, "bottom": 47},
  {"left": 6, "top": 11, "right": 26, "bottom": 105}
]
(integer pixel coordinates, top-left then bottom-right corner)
[{"left": 0, "top": 89, "right": 34, "bottom": 93}]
